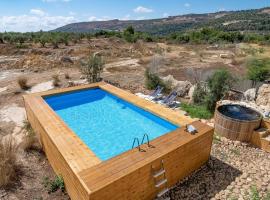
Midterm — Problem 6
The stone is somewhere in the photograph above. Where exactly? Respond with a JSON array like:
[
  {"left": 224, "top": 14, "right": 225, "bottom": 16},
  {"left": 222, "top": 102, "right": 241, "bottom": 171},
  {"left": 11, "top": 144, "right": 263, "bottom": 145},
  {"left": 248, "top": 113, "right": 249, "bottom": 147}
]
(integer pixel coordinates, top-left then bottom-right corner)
[
  {"left": 256, "top": 84, "right": 270, "bottom": 108},
  {"left": 60, "top": 56, "right": 73, "bottom": 64},
  {"left": 244, "top": 88, "right": 256, "bottom": 101},
  {"left": 162, "top": 75, "right": 192, "bottom": 97}
]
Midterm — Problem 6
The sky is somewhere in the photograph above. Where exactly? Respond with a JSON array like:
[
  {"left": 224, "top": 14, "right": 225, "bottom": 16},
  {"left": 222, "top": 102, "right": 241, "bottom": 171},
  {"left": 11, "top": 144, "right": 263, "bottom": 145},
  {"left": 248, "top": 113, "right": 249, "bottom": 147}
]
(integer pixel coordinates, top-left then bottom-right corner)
[{"left": 0, "top": 0, "right": 269, "bottom": 32}]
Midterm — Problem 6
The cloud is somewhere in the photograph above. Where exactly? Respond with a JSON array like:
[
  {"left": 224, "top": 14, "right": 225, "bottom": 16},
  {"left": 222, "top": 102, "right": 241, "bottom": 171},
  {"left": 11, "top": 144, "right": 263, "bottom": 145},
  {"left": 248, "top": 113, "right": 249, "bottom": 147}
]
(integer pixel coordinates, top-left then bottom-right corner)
[
  {"left": 30, "top": 9, "right": 46, "bottom": 16},
  {"left": 121, "top": 14, "right": 130, "bottom": 21},
  {"left": 218, "top": 8, "right": 226, "bottom": 12},
  {"left": 88, "top": 16, "right": 111, "bottom": 22},
  {"left": 133, "top": 6, "right": 153, "bottom": 13},
  {"left": 163, "top": 13, "right": 169, "bottom": 18},
  {"left": 184, "top": 3, "right": 191, "bottom": 7},
  {"left": 0, "top": 14, "right": 76, "bottom": 32}
]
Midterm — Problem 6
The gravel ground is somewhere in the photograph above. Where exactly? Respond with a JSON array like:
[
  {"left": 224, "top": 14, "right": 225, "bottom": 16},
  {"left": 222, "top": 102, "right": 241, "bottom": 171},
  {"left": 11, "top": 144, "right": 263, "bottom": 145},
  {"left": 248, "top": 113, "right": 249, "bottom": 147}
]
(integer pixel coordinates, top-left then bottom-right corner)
[{"left": 161, "top": 137, "right": 270, "bottom": 200}]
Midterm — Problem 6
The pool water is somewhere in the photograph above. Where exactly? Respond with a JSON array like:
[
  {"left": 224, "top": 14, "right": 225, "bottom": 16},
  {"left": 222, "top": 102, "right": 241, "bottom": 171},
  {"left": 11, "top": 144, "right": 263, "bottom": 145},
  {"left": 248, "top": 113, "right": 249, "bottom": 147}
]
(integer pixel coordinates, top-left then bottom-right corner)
[{"left": 45, "top": 88, "right": 178, "bottom": 161}]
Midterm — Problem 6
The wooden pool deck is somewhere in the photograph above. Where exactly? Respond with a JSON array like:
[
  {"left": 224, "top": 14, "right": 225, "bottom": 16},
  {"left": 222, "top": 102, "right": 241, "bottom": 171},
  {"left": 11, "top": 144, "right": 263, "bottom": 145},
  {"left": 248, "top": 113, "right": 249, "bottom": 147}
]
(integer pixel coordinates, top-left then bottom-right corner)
[{"left": 23, "top": 82, "right": 214, "bottom": 200}]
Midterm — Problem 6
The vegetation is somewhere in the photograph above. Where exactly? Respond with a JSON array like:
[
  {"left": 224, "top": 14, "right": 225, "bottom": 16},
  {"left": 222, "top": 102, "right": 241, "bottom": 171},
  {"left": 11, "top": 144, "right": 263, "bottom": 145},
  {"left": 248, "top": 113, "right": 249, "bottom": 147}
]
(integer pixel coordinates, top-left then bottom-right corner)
[
  {"left": 0, "top": 137, "right": 18, "bottom": 188},
  {"left": 144, "top": 55, "right": 171, "bottom": 93},
  {"left": 246, "top": 58, "right": 270, "bottom": 86},
  {"left": 52, "top": 74, "right": 61, "bottom": 87},
  {"left": 43, "top": 175, "right": 65, "bottom": 193},
  {"left": 64, "top": 72, "right": 70, "bottom": 79},
  {"left": 181, "top": 103, "right": 213, "bottom": 119},
  {"left": 81, "top": 53, "right": 104, "bottom": 83},
  {"left": 205, "top": 69, "right": 235, "bottom": 112},
  {"left": 20, "top": 120, "right": 39, "bottom": 152},
  {"left": 192, "top": 83, "right": 208, "bottom": 105},
  {"left": 17, "top": 76, "right": 30, "bottom": 90},
  {"left": 168, "top": 28, "right": 270, "bottom": 45}
]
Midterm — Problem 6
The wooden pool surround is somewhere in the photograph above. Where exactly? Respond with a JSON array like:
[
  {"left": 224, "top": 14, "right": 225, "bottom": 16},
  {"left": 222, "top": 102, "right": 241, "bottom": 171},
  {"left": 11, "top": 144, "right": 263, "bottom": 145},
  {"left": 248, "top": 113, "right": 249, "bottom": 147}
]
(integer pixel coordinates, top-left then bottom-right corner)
[{"left": 23, "top": 82, "right": 214, "bottom": 200}]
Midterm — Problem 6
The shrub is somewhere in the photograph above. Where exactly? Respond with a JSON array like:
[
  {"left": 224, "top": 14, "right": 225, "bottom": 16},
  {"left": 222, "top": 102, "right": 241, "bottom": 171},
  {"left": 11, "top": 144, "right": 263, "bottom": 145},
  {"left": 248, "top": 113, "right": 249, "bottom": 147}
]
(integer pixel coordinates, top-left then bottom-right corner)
[
  {"left": 17, "top": 76, "right": 30, "bottom": 90},
  {"left": 205, "top": 69, "right": 235, "bottom": 112},
  {"left": 64, "top": 72, "right": 70, "bottom": 79},
  {"left": 0, "top": 137, "right": 18, "bottom": 188},
  {"left": 246, "top": 58, "right": 270, "bottom": 86},
  {"left": 192, "top": 83, "right": 208, "bottom": 105},
  {"left": 20, "top": 120, "right": 39, "bottom": 152},
  {"left": 43, "top": 175, "right": 65, "bottom": 193},
  {"left": 181, "top": 103, "right": 213, "bottom": 119},
  {"left": 81, "top": 53, "right": 104, "bottom": 83},
  {"left": 52, "top": 74, "right": 61, "bottom": 87}
]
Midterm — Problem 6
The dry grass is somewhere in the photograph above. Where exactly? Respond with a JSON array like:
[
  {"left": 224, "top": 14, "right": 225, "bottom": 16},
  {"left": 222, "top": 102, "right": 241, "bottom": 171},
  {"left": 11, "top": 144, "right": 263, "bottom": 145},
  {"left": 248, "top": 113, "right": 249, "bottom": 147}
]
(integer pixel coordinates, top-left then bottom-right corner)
[
  {"left": 17, "top": 76, "right": 30, "bottom": 90},
  {"left": 20, "top": 120, "right": 40, "bottom": 152},
  {"left": 64, "top": 72, "right": 70, "bottom": 79},
  {"left": 52, "top": 74, "right": 61, "bottom": 87},
  {"left": 0, "top": 137, "right": 18, "bottom": 188}
]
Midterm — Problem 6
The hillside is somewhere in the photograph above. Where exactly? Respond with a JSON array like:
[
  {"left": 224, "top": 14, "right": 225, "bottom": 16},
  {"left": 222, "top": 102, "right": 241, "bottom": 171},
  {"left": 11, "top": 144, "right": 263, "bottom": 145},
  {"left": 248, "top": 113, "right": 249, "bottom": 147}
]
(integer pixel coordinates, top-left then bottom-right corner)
[{"left": 54, "top": 7, "right": 270, "bottom": 35}]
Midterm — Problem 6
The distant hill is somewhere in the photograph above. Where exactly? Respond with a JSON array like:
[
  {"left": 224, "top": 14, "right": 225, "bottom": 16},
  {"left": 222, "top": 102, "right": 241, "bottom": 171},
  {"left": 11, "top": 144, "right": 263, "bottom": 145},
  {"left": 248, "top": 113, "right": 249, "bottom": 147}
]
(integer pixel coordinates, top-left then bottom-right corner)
[{"left": 54, "top": 7, "right": 270, "bottom": 35}]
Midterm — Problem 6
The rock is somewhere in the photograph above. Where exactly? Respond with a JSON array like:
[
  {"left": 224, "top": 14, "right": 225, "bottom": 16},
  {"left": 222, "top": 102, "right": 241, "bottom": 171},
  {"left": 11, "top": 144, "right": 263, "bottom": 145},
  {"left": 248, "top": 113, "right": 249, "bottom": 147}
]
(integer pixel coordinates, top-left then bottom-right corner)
[
  {"left": 162, "top": 75, "right": 192, "bottom": 97},
  {"left": 61, "top": 56, "right": 73, "bottom": 64},
  {"left": 220, "top": 53, "right": 234, "bottom": 59},
  {"left": 256, "top": 84, "right": 270, "bottom": 108},
  {"left": 188, "top": 85, "right": 195, "bottom": 102},
  {"left": 244, "top": 88, "right": 256, "bottom": 101}
]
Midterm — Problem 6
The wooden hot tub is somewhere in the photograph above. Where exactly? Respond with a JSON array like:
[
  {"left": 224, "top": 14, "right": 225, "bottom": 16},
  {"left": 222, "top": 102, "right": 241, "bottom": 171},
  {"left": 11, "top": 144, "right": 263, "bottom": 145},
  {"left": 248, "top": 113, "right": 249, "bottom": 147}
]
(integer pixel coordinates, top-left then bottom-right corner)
[{"left": 214, "top": 104, "right": 262, "bottom": 142}]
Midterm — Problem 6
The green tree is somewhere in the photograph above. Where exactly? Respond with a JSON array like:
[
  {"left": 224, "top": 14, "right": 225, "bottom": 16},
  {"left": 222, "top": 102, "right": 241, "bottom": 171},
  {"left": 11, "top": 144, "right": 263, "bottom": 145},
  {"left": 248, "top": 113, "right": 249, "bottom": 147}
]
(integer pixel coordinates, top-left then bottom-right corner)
[
  {"left": 81, "top": 53, "right": 104, "bottom": 83},
  {"left": 247, "top": 58, "right": 270, "bottom": 86},
  {"left": 123, "top": 26, "right": 137, "bottom": 43},
  {"left": 205, "top": 69, "right": 235, "bottom": 112}
]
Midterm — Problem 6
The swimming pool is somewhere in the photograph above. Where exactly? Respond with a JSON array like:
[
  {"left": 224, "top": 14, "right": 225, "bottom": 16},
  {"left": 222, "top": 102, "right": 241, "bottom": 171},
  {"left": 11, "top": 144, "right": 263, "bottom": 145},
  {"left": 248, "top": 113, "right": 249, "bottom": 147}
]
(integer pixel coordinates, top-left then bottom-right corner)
[{"left": 45, "top": 88, "right": 178, "bottom": 160}]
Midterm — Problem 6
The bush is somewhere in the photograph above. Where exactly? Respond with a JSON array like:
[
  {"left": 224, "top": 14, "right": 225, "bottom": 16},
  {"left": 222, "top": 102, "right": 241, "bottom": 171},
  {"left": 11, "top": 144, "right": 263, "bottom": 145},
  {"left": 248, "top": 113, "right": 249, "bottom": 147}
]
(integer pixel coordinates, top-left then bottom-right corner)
[
  {"left": 192, "top": 83, "right": 208, "bottom": 105},
  {"left": 181, "top": 103, "right": 213, "bottom": 119},
  {"left": 52, "top": 74, "right": 61, "bottom": 87},
  {"left": 205, "top": 69, "right": 235, "bottom": 112},
  {"left": 64, "top": 72, "right": 70, "bottom": 79},
  {"left": 247, "top": 58, "right": 270, "bottom": 86},
  {"left": 17, "top": 76, "right": 30, "bottom": 90},
  {"left": 0, "top": 137, "right": 18, "bottom": 188},
  {"left": 81, "top": 53, "right": 104, "bottom": 83},
  {"left": 43, "top": 175, "right": 65, "bottom": 193},
  {"left": 20, "top": 120, "right": 39, "bottom": 152}
]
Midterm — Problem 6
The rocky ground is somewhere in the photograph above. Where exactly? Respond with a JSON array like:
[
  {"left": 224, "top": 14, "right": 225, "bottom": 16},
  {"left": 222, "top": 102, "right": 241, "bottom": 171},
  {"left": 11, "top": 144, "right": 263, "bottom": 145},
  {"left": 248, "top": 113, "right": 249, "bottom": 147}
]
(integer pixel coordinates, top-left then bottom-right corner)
[
  {"left": 163, "top": 138, "right": 270, "bottom": 200},
  {"left": 0, "top": 40, "right": 270, "bottom": 199}
]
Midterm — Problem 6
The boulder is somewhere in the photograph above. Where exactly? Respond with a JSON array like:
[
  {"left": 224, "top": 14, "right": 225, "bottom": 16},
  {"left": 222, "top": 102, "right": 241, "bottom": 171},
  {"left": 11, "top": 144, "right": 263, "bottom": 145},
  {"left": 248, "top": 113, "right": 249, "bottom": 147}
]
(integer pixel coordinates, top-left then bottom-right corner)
[
  {"left": 244, "top": 88, "right": 256, "bottom": 102},
  {"left": 188, "top": 85, "right": 195, "bottom": 102},
  {"left": 61, "top": 56, "right": 73, "bottom": 64},
  {"left": 256, "top": 84, "right": 270, "bottom": 108},
  {"left": 162, "top": 75, "right": 192, "bottom": 97}
]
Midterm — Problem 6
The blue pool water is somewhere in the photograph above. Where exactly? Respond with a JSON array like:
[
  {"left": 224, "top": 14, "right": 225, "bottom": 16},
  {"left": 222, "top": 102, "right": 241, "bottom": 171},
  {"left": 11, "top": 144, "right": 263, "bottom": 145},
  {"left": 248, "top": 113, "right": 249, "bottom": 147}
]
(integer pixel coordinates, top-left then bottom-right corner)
[{"left": 45, "top": 88, "right": 178, "bottom": 161}]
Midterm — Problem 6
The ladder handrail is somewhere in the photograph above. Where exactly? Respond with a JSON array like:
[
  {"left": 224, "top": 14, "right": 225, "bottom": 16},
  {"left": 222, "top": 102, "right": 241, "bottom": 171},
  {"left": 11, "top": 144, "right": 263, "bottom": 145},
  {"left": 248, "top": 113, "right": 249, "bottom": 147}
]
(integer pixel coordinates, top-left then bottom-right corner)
[
  {"left": 132, "top": 137, "right": 141, "bottom": 151},
  {"left": 141, "top": 133, "right": 151, "bottom": 147}
]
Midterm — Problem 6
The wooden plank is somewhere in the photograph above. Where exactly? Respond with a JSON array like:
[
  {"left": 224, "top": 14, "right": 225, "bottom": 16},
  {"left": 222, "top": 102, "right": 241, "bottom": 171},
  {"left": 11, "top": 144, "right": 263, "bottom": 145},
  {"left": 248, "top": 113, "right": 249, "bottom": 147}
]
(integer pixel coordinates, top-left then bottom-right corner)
[{"left": 23, "top": 82, "right": 213, "bottom": 200}]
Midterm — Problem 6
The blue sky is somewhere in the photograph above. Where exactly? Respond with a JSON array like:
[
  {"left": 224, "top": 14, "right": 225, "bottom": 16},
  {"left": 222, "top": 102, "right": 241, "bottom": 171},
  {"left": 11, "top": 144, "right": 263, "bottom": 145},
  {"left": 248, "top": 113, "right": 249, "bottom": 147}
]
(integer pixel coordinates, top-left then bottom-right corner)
[{"left": 0, "top": 0, "right": 269, "bottom": 32}]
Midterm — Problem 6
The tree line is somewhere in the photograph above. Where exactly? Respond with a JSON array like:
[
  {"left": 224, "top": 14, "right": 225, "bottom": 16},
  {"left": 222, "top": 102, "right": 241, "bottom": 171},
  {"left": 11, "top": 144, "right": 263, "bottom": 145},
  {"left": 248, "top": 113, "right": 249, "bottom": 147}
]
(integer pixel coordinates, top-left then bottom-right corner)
[{"left": 1, "top": 26, "right": 270, "bottom": 48}]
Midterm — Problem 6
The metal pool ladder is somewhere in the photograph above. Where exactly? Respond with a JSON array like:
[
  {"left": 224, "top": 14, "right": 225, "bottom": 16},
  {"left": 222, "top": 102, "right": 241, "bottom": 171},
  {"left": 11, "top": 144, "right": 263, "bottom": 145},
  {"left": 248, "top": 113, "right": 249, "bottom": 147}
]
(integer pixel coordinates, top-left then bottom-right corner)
[
  {"left": 152, "top": 160, "right": 170, "bottom": 199},
  {"left": 141, "top": 133, "right": 151, "bottom": 147},
  {"left": 132, "top": 137, "right": 141, "bottom": 151}
]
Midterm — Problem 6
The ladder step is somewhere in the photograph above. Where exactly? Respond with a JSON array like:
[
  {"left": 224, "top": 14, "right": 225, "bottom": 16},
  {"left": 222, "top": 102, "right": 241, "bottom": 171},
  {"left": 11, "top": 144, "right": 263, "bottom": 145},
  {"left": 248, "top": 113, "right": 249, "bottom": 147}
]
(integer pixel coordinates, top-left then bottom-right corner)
[
  {"left": 157, "top": 188, "right": 169, "bottom": 198},
  {"left": 155, "top": 179, "right": 167, "bottom": 188},
  {"left": 153, "top": 169, "right": 165, "bottom": 178}
]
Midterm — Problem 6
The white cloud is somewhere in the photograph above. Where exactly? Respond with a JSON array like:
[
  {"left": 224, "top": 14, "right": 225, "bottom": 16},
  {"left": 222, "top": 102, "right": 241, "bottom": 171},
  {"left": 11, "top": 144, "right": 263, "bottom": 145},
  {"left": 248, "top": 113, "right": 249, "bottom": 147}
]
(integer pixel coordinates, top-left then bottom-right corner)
[
  {"left": 121, "top": 14, "right": 130, "bottom": 21},
  {"left": 218, "top": 8, "right": 226, "bottom": 12},
  {"left": 133, "top": 6, "right": 153, "bottom": 13},
  {"left": 69, "top": 11, "right": 76, "bottom": 16},
  {"left": 163, "top": 13, "right": 169, "bottom": 18},
  {"left": 136, "top": 16, "right": 145, "bottom": 20},
  {"left": 184, "top": 3, "right": 191, "bottom": 7},
  {"left": 30, "top": 9, "right": 46, "bottom": 16},
  {"left": 88, "top": 16, "right": 111, "bottom": 22},
  {"left": 0, "top": 14, "right": 76, "bottom": 32}
]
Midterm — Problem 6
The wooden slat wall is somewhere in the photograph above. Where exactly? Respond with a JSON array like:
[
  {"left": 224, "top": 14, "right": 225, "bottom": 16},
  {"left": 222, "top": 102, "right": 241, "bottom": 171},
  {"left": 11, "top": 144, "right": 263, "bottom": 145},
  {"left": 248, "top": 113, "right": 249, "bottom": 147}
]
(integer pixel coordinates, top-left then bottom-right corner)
[
  {"left": 23, "top": 82, "right": 213, "bottom": 200},
  {"left": 79, "top": 121, "right": 213, "bottom": 200},
  {"left": 214, "top": 107, "right": 261, "bottom": 142}
]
